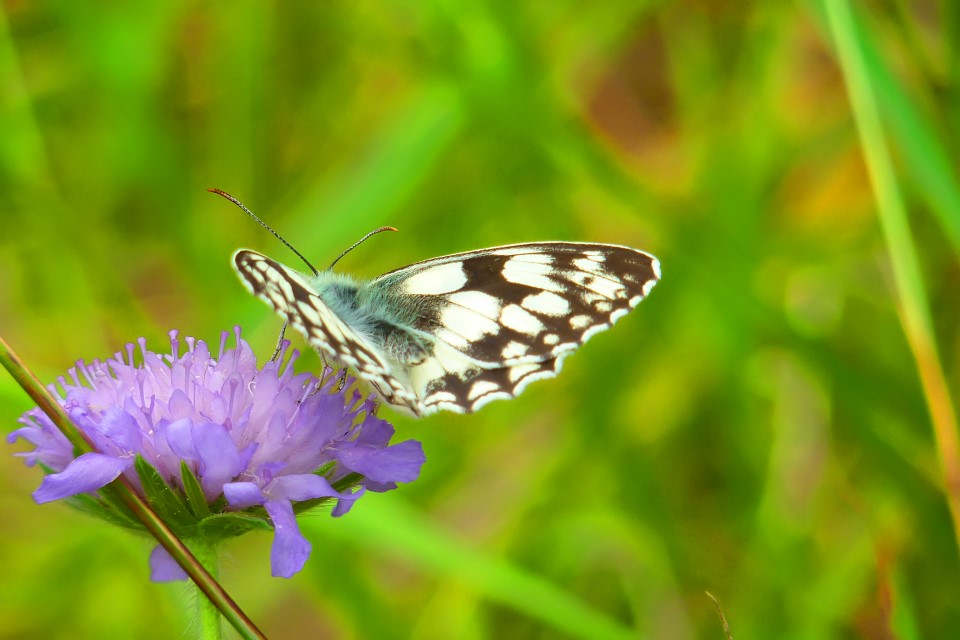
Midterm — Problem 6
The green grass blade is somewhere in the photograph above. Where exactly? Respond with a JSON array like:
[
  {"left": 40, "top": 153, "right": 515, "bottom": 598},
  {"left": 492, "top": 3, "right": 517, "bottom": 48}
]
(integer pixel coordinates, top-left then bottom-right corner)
[
  {"left": 821, "top": 0, "right": 960, "bottom": 556},
  {"left": 808, "top": 1, "right": 960, "bottom": 253},
  {"left": 856, "top": 15, "right": 960, "bottom": 252}
]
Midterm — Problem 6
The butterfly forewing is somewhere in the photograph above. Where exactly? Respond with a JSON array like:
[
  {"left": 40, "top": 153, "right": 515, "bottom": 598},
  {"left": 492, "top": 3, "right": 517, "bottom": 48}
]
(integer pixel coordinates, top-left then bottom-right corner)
[
  {"left": 374, "top": 243, "right": 659, "bottom": 364},
  {"left": 233, "top": 242, "right": 660, "bottom": 416},
  {"left": 370, "top": 243, "right": 659, "bottom": 413}
]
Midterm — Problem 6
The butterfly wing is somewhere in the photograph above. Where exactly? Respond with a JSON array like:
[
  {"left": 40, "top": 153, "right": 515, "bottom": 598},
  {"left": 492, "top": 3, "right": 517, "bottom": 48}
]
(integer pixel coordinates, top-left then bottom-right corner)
[
  {"left": 233, "top": 250, "right": 418, "bottom": 408},
  {"left": 371, "top": 242, "right": 660, "bottom": 414}
]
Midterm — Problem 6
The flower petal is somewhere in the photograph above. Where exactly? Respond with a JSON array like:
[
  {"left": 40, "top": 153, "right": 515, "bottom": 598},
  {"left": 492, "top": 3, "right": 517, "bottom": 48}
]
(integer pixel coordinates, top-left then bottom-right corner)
[
  {"left": 7, "top": 425, "right": 42, "bottom": 446},
  {"left": 264, "top": 500, "right": 311, "bottom": 579},
  {"left": 353, "top": 415, "right": 396, "bottom": 447},
  {"left": 162, "top": 418, "right": 198, "bottom": 460},
  {"left": 335, "top": 440, "right": 425, "bottom": 484},
  {"left": 149, "top": 544, "right": 188, "bottom": 582},
  {"left": 223, "top": 481, "right": 265, "bottom": 508},
  {"left": 33, "top": 452, "right": 133, "bottom": 503},
  {"left": 167, "top": 388, "right": 195, "bottom": 421},
  {"left": 96, "top": 407, "right": 142, "bottom": 452},
  {"left": 266, "top": 475, "right": 366, "bottom": 517},
  {"left": 8, "top": 414, "right": 74, "bottom": 470},
  {"left": 331, "top": 486, "right": 365, "bottom": 517},
  {"left": 191, "top": 422, "right": 243, "bottom": 499},
  {"left": 267, "top": 474, "right": 343, "bottom": 502}
]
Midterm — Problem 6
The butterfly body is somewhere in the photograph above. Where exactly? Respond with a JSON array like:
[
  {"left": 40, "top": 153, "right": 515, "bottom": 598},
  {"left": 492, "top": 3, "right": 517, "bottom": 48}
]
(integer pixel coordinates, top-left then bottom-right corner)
[
  {"left": 305, "top": 271, "right": 436, "bottom": 367},
  {"left": 234, "top": 242, "right": 660, "bottom": 416}
]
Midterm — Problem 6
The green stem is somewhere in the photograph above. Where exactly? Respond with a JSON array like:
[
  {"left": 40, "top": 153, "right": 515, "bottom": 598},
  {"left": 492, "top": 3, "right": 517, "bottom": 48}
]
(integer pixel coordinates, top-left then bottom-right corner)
[
  {"left": 823, "top": 0, "right": 960, "bottom": 555},
  {"left": 0, "top": 335, "right": 266, "bottom": 640},
  {"left": 193, "top": 540, "right": 223, "bottom": 640}
]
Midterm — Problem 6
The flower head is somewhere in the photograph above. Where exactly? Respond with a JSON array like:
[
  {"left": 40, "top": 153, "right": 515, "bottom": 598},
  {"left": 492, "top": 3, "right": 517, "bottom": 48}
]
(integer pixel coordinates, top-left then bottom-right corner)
[{"left": 8, "top": 328, "right": 425, "bottom": 579}]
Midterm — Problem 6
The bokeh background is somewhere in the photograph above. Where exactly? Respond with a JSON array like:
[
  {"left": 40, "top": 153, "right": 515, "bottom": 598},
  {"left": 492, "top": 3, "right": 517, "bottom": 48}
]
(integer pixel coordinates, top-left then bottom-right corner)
[{"left": 1, "top": 1, "right": 956, "bottom": 638}]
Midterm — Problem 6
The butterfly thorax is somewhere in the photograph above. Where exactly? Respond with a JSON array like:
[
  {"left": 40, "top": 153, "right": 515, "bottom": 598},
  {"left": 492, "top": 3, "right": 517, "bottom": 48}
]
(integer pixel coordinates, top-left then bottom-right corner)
[{"left": 310, "top": 271, "right": 434, "bottom": 366}]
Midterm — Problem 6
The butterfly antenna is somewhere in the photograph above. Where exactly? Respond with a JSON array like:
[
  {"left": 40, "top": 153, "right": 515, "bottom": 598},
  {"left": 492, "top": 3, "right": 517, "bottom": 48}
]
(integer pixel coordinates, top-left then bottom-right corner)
[
  {"left": 328, "top": 226, "right": 398, "bottom": 271},
  {"left": 208, "top": 188, "right": 320, "bottom": 276}
]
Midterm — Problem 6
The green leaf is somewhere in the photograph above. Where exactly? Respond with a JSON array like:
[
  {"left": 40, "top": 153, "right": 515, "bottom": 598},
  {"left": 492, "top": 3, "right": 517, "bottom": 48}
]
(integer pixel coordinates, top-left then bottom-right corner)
[
  {"left": 314, "top": 461, "right": 336, "bottom": 476},
  {"left": 180, "top": 461, "right": 210, "bottom": 519},
  {"left": 133, "top": 456, "right": 196, "bottom": 530},
  {"left": 330, "top": 471, "right": 363, "bottom": 492},
  {"left": 291, "top": 496, "right": 335, "bottom": 515},
  {"left": 65, "top": 493, "right": 142, "bottom": 530},
  {"left": 197, "top": 512, "right": 272, "bottom": 540}
]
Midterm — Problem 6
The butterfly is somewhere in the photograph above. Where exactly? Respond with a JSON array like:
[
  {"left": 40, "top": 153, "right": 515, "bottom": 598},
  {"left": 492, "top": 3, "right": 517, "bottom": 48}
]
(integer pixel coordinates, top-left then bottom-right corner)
[
  {"left": 215, "top": 187, "right": 659, "bottom": 417},
  {"left": 232, "top": 240, "right": 660, "bottom": 417}
]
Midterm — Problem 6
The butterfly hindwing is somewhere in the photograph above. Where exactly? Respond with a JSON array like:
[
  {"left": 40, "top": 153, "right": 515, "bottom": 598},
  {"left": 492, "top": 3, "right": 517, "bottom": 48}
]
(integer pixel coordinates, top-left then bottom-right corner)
[
  {"left": 233, "top": 242, "right": 660, "bottom": 417},
  {"left": 404, "top": 341, "right": 568, "bottom": 414}
]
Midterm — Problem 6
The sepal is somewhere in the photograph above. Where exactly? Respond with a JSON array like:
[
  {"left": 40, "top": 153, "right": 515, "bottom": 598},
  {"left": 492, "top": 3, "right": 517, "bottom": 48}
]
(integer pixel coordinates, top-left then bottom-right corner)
[
  {"left": 134, "top": 456, "right": 196, "bottom": 530},
  {"left": 197, "top": 512, "right": 272, "bottom": 540},
  {"left": 180, "top": 461, "right": 211, "bottom": 519},
  {"left": 65, "top": 492, "right": 142, "bottom": 530}
]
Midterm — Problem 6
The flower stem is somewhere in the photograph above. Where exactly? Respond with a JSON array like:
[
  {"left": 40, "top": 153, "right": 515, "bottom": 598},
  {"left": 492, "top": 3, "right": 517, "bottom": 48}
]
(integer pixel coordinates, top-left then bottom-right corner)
[
  {"left": 0, "top": 335, "right": 266, "bottom": 640},
  {"left": 193, "top": 540, "right": 223, "bottom": 640}
]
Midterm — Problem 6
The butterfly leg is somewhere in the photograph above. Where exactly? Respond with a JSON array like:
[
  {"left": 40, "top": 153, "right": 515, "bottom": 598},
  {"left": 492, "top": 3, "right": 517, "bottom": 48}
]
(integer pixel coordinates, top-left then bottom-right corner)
[
  {"left": 296, "top": 378, "right": 322, "bottom": 405},
  {"left": 319, "top": 352, "right": 331, "bottom": 375},
  {"left": 302, "top": 366, "right": 348, "bottom": 403},
  {"left": 271, "top": 320, "right": 289, "bottom": 361}
]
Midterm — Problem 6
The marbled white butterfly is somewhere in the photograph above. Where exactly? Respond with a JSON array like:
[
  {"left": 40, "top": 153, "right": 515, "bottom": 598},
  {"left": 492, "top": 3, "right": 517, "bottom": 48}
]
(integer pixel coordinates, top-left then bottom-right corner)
[{"left": 217, "top": 191, "right": 661, "bottom": 416}]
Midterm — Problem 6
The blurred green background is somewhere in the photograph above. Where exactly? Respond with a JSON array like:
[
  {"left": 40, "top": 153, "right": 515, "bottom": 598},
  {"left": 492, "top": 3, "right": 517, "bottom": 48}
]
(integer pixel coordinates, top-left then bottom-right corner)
[{"left": 1, "top": 1, "right": 957, "bottom": 638}]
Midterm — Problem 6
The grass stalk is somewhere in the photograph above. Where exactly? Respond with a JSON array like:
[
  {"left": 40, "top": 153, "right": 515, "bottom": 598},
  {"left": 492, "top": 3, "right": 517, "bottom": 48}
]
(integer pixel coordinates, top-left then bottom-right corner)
[{"left": 824, "top": 0, "right": 960, "bottom": 557}]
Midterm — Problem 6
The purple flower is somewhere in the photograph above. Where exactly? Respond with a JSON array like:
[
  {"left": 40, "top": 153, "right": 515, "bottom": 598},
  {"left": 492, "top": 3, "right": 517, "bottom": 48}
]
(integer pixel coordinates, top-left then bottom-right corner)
[{"left": 8, "top": 328, "right": 425, "bottom": 579}]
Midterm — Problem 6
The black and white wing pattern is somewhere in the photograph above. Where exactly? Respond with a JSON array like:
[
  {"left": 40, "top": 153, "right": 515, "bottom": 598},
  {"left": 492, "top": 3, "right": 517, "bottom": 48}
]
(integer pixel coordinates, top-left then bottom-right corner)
[
  {"left": 369, "top": 243, "right": 660, "bottom": 414},
  {"left": 233, "top": 242, "right": 660, "bottom": 417},
  {"left": 233, "top": 251, "right": 420, "bottom": 408}
]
